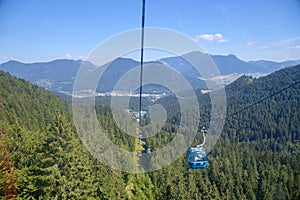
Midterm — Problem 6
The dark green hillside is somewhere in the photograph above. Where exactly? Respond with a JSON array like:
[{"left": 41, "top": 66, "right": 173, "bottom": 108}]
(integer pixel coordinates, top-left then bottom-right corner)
[
  {"left": 225, "top": 64, "right": 300, "bottom": 143},
  {"left": 143, "top": 65, "right": 300, "bottom": 199},
  {"left": 0, "top": 70, "right": 69, "bottom": 129},
  {"left": 0, "top": 70, "right": 130, "bottom": 199},
  {"left": 215, "top": 65, "right": 300, "bottom": 199},
  {"left": 1, "top": 64, "right": 300, "bottom": 199}
]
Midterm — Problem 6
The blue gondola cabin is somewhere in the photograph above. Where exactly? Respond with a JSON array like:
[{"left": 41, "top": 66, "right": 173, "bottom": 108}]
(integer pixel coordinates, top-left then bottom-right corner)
[{"left": 187, "top": 146, "right": 208, "bottom": 169}]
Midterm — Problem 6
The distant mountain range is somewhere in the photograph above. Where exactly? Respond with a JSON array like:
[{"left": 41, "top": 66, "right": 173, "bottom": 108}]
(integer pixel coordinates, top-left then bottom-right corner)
[{"left": 1, "top": 52, "right": 299, "bottom": 94}]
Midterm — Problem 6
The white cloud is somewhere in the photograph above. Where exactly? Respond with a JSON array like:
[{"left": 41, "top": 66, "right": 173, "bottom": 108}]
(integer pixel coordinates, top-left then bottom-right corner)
[
  {"left": 218, "top": 38, "right": 229, "bottom": 43},
  {"left": 292, "top": 45, "right": 300, "bottom": 49},
  {"left": 0, "top": 55, "right": 9, "bottom": 59},
  {"left": 259, "top": 46, "right": 269, "bottom": 49},
  {"left": 0, "top": 55, "right": 15, "bottom": 63},
  {"left": 195, "top": 33, "right": 229, "bottom": 43},
  {"left": 231, "top": 42, "right": 259, "bottom": 48},
  {"left": 65, "top": 53, "right": 72, "bottom": 59},
  {"left": 246, "top": 42, "right": 256, "bottom": 46},
  {"left": 65, "top": 53, "right": 86, "bottom": 60},
  {"left": 271, "top": 36, "right": 300, "bottom": 46}
]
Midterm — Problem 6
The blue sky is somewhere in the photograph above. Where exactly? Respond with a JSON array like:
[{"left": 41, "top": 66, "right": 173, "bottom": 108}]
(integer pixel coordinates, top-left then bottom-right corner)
[{"left": 0, "top": 0, "right": 300, "bottom": 63}]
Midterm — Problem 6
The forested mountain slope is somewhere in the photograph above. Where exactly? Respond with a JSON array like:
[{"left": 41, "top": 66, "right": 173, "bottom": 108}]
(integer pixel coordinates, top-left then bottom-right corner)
[
  {"left": 0, "top": 64, "right": 299, "bottom": 199},
  {"left": 225, "top": 64, "right": 300, "bottom": 143},
  {"left": 0, "top": 70, "right": 131, "bottom": 199},
  {"left": 219, "top": 64, "right": 300, "bottom": 199},
  {"left": 147, "top": 64, "right": 300, "bottom": 199}
]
